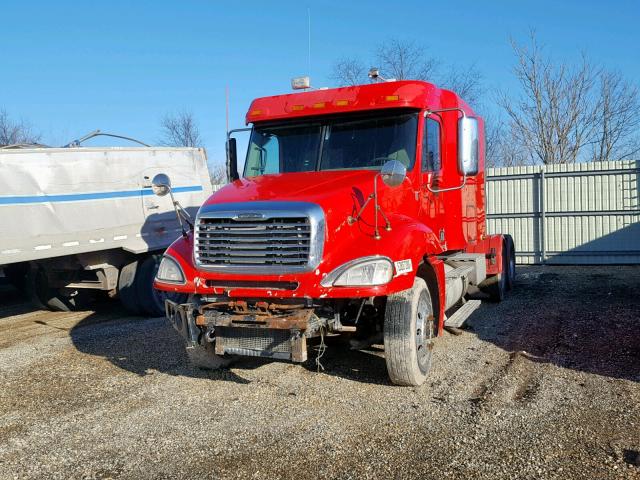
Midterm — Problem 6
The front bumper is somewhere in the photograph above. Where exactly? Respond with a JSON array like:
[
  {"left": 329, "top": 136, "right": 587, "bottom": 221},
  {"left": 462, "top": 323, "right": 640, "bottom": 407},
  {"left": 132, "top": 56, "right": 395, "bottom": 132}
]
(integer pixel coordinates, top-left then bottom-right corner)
[{"left": 165, "top": 299, "right": 325, "bottom": 363}]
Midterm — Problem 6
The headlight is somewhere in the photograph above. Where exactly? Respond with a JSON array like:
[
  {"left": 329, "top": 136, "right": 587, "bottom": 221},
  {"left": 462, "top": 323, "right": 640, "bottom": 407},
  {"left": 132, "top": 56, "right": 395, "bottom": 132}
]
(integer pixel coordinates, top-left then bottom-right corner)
[
  {"left": 155, "top": 255, "right": 185, "bottom": 284},
  {"left": 321, "top": 257, "right": 393, "bottom": 287}
]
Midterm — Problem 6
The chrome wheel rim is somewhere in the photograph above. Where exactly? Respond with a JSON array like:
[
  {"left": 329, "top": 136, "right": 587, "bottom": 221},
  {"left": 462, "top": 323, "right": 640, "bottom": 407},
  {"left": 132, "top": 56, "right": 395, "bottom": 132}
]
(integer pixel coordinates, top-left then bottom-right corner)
[{"left": 415, "top": 291, "right": 433, "bottom": 370}]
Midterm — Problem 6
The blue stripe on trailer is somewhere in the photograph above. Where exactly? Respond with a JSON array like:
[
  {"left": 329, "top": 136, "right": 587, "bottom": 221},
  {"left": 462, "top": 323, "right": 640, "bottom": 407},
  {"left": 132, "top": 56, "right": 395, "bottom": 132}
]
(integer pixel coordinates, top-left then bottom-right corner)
[{"left": 0, "top": 185, "right": 204, "bottom": 205}]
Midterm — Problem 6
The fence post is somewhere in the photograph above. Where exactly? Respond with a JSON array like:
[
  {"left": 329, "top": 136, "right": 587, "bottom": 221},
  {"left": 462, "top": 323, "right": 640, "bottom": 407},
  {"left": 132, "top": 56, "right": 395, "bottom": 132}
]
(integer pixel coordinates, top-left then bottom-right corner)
[{"left": 540, "top": 166, "right": 546, "bottom": 264}]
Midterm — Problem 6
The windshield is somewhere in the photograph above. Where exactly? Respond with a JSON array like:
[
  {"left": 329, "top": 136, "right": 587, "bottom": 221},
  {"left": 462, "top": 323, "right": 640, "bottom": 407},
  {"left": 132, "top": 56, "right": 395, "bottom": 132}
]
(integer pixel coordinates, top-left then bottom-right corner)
[{"left": 243, "top": 112, "right": 418, "bottom": 177}]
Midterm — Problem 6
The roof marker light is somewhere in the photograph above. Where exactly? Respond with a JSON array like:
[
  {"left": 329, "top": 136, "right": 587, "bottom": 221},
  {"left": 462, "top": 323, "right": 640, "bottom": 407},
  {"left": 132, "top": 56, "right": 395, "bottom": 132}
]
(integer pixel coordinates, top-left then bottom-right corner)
[
  {"left": 291, "top": 105, "right": 304, "bottom": 111},
  {"left": 313, "top": 102, "right": 326, "bottom": 109},
  {"left": 386, "top": 95, "right": 399, "bottom": 101},
  {"left": 291, "top": 76, "right": 311, "bottom": 90},
  {"left": 335, "top": 100, "right": 349, "bottom": 106},
  {"left": 250, "top": 109, "right": 263, "bottom": 116}
]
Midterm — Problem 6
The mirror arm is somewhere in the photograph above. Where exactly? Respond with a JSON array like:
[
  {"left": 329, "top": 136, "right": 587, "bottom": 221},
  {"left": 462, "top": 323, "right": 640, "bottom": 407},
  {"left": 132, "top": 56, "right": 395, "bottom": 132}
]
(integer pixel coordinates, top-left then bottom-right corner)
[
  {"left": 426, "top": 175, "right": 467, "bottom": 193},
  {"left": 348, "top": 173, "right": 397, "bottom": 240},
  {"left": 424, "top": 107, "right": 467, "bottom": 118},
  {"left": 167, "top": 190, "right": 192, "bottom": 239}
]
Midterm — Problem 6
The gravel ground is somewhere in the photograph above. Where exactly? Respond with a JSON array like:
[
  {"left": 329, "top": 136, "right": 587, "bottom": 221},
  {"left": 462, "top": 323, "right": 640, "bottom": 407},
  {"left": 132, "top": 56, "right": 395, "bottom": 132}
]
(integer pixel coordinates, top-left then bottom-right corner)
[{"left": 0, "top": 265, "right": 639, "bottom": 479}]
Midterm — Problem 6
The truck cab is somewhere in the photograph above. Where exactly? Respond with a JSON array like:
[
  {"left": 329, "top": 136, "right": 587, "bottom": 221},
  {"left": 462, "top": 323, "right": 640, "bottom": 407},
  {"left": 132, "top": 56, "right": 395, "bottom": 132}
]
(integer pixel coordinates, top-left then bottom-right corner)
[{"left": 154, "top": 80, "right": 515, "bottom": 386}]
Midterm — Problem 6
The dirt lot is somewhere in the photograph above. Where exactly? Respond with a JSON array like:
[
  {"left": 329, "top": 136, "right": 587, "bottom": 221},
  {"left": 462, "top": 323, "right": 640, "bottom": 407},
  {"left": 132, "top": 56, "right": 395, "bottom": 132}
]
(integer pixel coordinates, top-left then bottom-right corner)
[{"left": 0, "top": 266, "right": 639, "bottom": 479}]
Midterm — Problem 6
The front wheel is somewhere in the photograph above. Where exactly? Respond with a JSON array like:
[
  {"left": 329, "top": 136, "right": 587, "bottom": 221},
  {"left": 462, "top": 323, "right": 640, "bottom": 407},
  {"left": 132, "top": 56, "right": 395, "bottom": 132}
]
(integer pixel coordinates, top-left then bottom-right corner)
[
  {"left": 186, "top": 339, "right": 233, "bottom": 370},
  {"left": 384, "top": 277, "right": 436, "bottom": 386}
]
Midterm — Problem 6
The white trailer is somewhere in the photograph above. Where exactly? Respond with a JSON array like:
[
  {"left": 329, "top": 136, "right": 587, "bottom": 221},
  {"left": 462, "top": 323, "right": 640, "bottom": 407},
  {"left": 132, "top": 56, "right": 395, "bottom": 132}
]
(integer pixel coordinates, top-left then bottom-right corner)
[{"left": 0, "top": 147, "right": 213, "bottom": 314}]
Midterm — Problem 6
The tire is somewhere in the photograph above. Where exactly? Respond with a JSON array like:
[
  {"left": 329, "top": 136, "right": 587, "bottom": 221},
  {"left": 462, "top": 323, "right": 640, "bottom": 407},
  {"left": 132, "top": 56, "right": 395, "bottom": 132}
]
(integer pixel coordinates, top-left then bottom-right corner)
[
  {"left": 4, "top": 263, "right": 29, "bottom": 292},
  {"left": 137, "top": 255, "right": 188, "bottom": 317},
  {"left": 27, "top": 266, "right": 94, "bottom": 312},
  {"left": 119, "top": 255, "right": 187, "bottom": 317},
  {"left": 505, "top": 235, "right": 516, "bottom": 291},
  {"left": 118, "top": 260, "right": 143, "bottom": 315},
  {"left": 383, "top": 277, "right": 436, "bottom": 386},
  {"left": 186, "top": 340, "right": 232, "bottom": 370},
  {"left": 483, "top": 240, "right": 509, "bottom": 302}
]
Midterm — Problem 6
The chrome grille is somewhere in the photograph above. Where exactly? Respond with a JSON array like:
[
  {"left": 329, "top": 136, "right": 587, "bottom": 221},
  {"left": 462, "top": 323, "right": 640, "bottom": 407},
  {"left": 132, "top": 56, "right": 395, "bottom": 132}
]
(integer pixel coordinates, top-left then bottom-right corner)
[{"left": 195, "top": 216, "right": 311, "bottom": 267}]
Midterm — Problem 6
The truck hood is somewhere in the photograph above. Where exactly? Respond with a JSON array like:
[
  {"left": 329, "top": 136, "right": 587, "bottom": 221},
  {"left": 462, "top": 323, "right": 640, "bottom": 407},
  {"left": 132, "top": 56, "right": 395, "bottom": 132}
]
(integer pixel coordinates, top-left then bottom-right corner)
[
  {"left": 206, "top": 170, "right": 381, "bottom": 207},
  {"left": 204, "top": 170, "right": 418, "bottom": 229},
  {"left": 200, "top": 170, "right": 423, "bottom": 270}
]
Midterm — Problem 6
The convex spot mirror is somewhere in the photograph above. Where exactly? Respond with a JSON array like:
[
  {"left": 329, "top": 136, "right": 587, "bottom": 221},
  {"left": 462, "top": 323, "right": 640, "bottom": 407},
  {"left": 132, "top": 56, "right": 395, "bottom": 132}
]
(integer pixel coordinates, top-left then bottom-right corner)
[
  {"left": 458, "top": 117, "right": 479, "bottom": 176},
  {"left": 151, "top": 173, "right": 171, "bottom": 197},
  {"left": 380, "top": 160, "right": 407, "bottom": 187}
]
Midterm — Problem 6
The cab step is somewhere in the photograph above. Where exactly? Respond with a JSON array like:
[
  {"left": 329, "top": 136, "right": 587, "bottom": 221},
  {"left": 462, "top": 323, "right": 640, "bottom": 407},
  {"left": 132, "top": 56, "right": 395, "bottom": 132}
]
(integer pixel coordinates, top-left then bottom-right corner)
[{"left": 444, "top": 299, "right": 481, "bottom": 329}]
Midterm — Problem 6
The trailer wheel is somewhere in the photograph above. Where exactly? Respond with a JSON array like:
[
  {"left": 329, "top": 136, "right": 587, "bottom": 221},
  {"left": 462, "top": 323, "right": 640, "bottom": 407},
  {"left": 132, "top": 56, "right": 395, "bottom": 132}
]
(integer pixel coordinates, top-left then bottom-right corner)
[
  {"left": 383, "top": 277, "right": 436, "bottom": 386},
  {"left": 27, "top": 266, "right": 93, "bottom": 312},
  {"left": 118, "top": 260, "right": 143, "bottom": 315},
  {"left": 505, "top": 234, "right": 516, "bottom": 291},
  {"left": 186, "top": 339, "right": 232, "bottom": 370},
  {"left": 137, "top": 255, "right": 188, "bottom": 317},
  {"left": 119, "top": 255, "right": 187, "bottom": 317},
  {"left": 4, "top": 263, "right": 29, "bottom": 292}
]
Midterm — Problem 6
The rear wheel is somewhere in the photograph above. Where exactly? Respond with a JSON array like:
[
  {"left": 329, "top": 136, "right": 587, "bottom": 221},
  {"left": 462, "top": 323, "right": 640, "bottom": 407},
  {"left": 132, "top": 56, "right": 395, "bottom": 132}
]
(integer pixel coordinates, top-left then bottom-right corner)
[
  {"left": 505, "top": 235, "right": 516, "bottom": 291},
  {"left": 384, "top": 277, "right": 436, "bottom": 386},
  {"left": 483, "top": 239, "right": 509, "bottom": 302}
]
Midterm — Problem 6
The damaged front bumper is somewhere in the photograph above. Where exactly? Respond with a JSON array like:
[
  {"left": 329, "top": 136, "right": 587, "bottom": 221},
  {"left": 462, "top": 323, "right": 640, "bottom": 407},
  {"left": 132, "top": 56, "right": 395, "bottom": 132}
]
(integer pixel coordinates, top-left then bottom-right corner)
[{"left": 165, "top": 299, "right": 326, "bottom": 363}]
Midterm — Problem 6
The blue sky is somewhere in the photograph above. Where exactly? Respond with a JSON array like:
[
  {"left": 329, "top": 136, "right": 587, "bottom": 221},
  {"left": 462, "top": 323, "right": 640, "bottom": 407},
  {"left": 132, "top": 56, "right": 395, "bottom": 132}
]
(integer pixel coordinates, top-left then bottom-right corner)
[{"left": 1, "top": 0, "right": 639, "bottom": 167}]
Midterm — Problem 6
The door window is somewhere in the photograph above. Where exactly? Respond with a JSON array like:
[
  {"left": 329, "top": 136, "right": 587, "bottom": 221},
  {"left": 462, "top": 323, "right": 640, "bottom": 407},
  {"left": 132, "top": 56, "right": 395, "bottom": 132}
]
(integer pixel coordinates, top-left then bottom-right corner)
[{"left": 422, "top": 118, "right": 441, "bottom": 172}]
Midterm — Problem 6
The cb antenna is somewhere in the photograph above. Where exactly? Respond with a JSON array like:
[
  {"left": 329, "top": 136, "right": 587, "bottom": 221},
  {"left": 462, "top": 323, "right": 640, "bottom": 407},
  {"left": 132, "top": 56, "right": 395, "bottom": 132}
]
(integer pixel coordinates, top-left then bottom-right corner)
[{"left": 307, "top": 8, "right": 311, "bottom": 77}]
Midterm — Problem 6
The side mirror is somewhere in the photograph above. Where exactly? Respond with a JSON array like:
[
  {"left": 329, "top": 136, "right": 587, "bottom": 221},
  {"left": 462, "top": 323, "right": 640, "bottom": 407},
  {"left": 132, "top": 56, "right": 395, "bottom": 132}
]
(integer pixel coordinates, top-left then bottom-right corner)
[
  {"left": 226, "top": 137, "right": 240, "bottom": 182},
  {"left": 458, "top": 117, "right": 479, "bottom": 176},
  {"left": 151, "top": 173, "right": 171, "bottom": 197},
  {"left": 380, "top": 160, "right": 407, "bottom": 187}
]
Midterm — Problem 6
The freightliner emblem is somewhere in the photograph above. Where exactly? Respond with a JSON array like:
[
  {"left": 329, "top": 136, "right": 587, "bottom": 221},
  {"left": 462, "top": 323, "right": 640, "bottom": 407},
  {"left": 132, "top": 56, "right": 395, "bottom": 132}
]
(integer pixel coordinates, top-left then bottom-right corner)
[{"left": 233, "top": 213, "right": 266, "bottom": 221}]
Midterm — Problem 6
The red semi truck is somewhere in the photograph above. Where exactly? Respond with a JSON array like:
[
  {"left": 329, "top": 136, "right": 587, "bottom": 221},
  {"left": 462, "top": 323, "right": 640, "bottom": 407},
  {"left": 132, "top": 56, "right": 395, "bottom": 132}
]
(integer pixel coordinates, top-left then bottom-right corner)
[{"left": 152, "top": 79, "right": 515, "bottom": 386}]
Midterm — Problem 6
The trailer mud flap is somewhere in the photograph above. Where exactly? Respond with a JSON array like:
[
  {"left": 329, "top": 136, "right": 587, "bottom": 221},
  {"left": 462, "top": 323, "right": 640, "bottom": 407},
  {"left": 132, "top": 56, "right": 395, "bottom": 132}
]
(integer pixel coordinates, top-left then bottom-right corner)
[{"left": 165, "top": 300, "right": 199, "bottom": 346}]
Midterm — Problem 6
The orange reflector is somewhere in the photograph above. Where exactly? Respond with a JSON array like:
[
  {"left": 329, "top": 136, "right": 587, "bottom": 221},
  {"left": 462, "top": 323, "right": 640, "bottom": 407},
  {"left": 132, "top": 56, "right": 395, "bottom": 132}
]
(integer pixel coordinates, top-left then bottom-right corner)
[
  {"left": 335, "top": 99, "right": 349, "bottom": 106},
  {"left": 385, "top": 95, "right": 399, "bottom": 101},
  {"left": 313, "top": 102, "right": 326, "bottom": 109},
  {"left": 250, "top": 109, "right": 262, "bottom": 116},
  {"left": 291, "top": 105, "right": 304, "bottom": 111}
]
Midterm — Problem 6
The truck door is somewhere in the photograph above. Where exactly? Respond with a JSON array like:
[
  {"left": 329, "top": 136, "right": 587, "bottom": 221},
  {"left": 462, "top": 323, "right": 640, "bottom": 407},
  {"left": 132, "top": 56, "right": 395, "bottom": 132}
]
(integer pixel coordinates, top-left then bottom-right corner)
[{"left": 419, "top": 115, "right": 446, "bottom": 245}]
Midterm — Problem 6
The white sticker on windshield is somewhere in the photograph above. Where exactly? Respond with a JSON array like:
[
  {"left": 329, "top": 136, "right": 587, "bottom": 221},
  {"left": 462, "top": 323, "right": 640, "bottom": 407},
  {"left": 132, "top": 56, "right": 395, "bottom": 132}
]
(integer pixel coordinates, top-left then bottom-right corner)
[{"left": 394, "top": 259, "right": 412, "bottom": 276}]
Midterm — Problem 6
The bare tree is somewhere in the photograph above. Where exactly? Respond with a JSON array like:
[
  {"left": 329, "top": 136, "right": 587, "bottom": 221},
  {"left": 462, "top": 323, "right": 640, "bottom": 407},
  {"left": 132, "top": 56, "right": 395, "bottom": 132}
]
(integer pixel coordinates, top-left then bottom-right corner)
[
  {"left": 329, "top": 38, "right": 482, "bottom": 107},
  {"left": 159, "top": 111, "right": 202, "bottom": 147},
  {"left": 331, "top": 58, "right": 367, "bottom": 87},
  {"left": 590, "top": 71, "right": 640, "bottom": 162},
  {"left": 209, "top": 162, "right": 227, "bottom": 185},
  {"left": 485, "top": 118, "right": 529, "bottom": 168},
  {"left": 498, "top": 33, "right": 601, "bottom": 165},
  {"left": 375, "top": 38, "right": 439, "bottom": 81},
  {"left": 441, "top": 64, "right": 483, "bottom": 108},
  {"left": 0, "top": 109, "right": 41, "bottom": 146}
]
